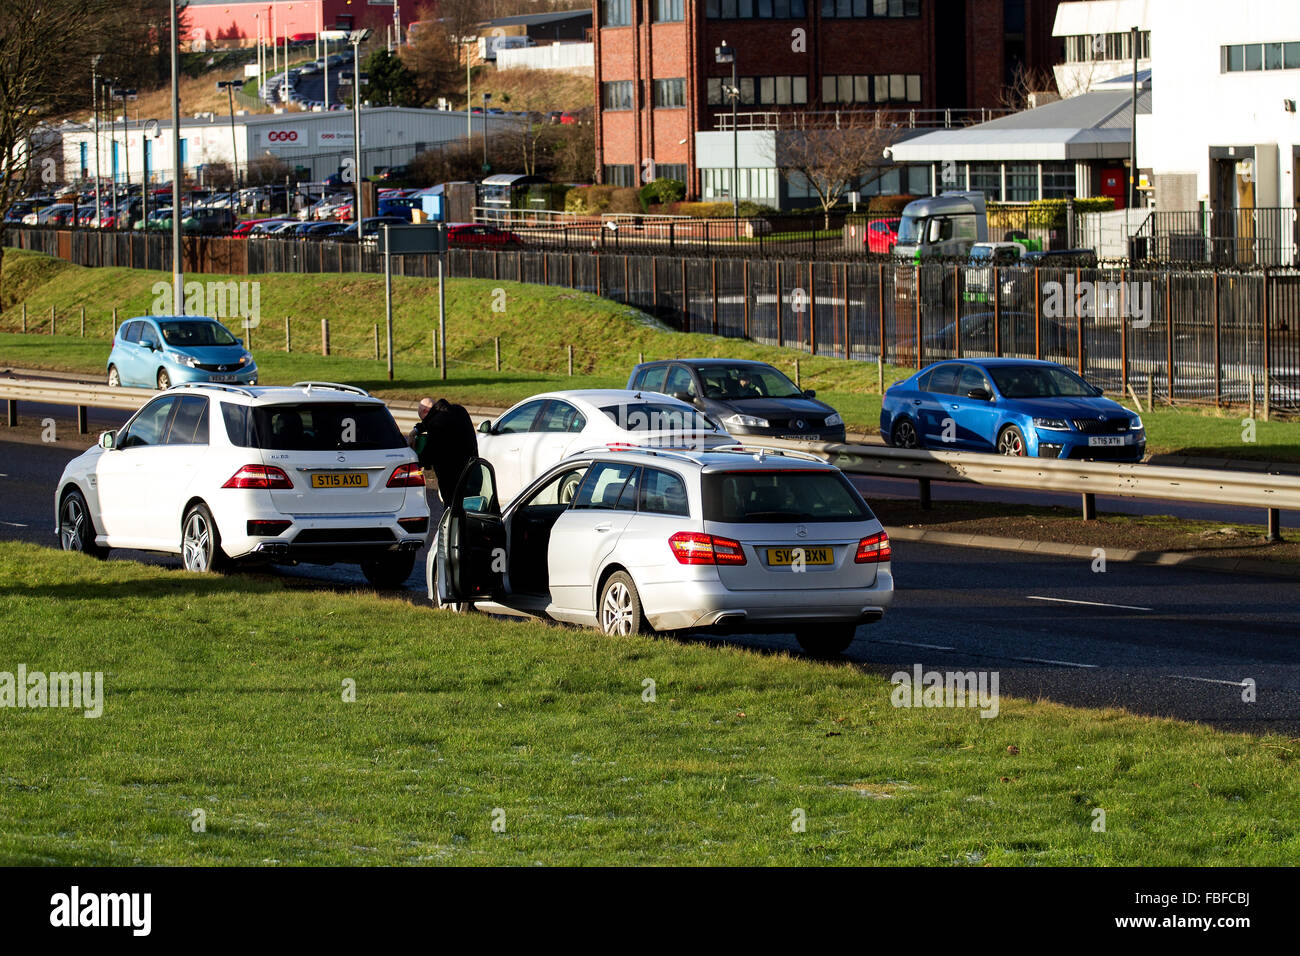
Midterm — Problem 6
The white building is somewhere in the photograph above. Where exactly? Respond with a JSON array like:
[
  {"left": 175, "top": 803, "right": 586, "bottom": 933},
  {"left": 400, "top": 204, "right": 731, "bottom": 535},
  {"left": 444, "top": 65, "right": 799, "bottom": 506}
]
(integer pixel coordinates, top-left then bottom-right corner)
[
  {"left": 1052, "top": 0, "right": 1152, "bottom": 98},
  {"left": 57, "top": 107, "right": 515, "bottom": 186}
]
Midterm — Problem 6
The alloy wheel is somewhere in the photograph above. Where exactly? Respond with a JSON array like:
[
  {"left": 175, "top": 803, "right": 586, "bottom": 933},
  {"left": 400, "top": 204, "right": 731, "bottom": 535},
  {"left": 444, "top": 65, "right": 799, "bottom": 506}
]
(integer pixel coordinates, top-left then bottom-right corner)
[
  {"left": 182, "top": 511, "right": 212, "bottom": 571},
  {"left": 601, "top": 581, "right": 634, "bottom": 636}
]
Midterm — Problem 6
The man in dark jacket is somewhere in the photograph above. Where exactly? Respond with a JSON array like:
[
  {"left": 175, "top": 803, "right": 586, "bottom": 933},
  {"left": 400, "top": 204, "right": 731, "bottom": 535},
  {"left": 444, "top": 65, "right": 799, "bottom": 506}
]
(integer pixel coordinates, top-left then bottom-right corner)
[{"left": 409, "top": 398, "right": 479, "bottom": 506}]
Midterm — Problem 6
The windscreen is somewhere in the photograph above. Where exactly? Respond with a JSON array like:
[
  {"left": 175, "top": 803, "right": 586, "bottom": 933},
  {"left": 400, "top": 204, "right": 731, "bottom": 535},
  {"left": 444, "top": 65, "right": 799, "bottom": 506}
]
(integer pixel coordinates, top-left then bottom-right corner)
[
  {"left": 221, "top": 402, "right": 405, "bottom": 450},
  {"left": 988, "top": 365, "right": 1096, "bottom": 399},
  {"left": 698, "top": 365, "right": 802, "bottom": 400},
  {"left": 703, "top": 470, "right": 873, "bottom": 523},
  {"left": 160, "top": 321, "right": 238, "bottom": 347},
  {"left": 896, "top": 213, "right": 925, "bottom": 244}
]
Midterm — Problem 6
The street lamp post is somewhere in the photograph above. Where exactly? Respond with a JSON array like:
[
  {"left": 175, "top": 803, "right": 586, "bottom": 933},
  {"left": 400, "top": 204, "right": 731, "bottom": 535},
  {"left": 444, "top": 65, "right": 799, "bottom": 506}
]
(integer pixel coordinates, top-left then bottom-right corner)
[
  {"left": 91, "top": 57, "right": 102, "bottom": 230},
  {"left": 482, "top": 93, "right": 492, "bottom": 171},
  {"left": 348, "top": 30, "right": 372, "bottom": 241},
  {"left": 215, "top": 81, "right": 243, "bottom": 207},
  {"left": 110, "top": 86, "right": 137, "bottom": 226},
  {"left": 715, "top": 41, "right": 739, "bottom": 226},
  {"left": 170, "top": 0, "right": 183, "bottom": 314}
]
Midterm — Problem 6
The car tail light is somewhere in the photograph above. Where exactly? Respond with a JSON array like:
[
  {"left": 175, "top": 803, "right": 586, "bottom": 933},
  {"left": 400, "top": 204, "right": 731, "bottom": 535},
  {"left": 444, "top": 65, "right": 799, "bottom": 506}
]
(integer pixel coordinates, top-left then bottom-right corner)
[
  {"left": 854, "top": 531, "right": 891, "bottom": 564},
  {"left": 397, "top": 516, "right": 429, "bottom": 533},
  {"left": 669, "top": 531, "right": 747, "bottom": 566},
  {"left": 223, "top": 464, "right": 293, "bottom": 489},
  {"left": 247, "top": 519, "right": 291, "bottom": 536},
  {"left": 387, "top": 464, "right": 426, "bottom": 488}
]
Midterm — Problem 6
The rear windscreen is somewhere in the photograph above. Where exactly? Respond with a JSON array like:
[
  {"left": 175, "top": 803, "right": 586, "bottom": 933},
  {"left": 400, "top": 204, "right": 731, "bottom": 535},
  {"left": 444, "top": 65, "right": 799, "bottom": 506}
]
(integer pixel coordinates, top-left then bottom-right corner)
[
  {"left": 221, "top": 402, "right": 405, "bottom": 450},
  {"left": 703, "top": 470, "right": 872, "bottom": 523}
]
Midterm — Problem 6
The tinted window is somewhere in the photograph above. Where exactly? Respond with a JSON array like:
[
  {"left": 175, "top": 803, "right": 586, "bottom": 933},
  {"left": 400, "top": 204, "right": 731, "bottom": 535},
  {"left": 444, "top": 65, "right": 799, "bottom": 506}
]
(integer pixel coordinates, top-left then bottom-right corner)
[
  {"left": 639, "top": 468, "right": 690, "bottom": 516},
  {"left": 703, "top": 470, "right": 871, "bottom": 523},
  {"left": 119, "top": 397, "right": 177, "bottom": 448},
  {"left": 139, "top": 323, "right": 160, "bottom": 349},
  {"left": 495, "top": 400, "right": 545, "bottom": 434},
  {"left": 914, "top": 368, "right": 934, "bottom": 391},
  {"left": 159, "top": 321, "right": 238, "bottom": 347},
  {"left": 663, "top": 365, "right": 697, "bottom": 397},
  {"left": 572, "top": 462, "right": 639, "bottom": 510},
  {"left": 598, "top": 402, "right": 717, "bottom": 432},
  {"left": 637, "top": 366, "right": 668, "bottom": 392},
  {"left": 221, "top": 402, "right": 252, "bottom": 446},
  {"left": 122, "top": 321, "right": 142, "bottom": 344},
  {"left": 537, "top": 400, "right": 586, "bottom": 433},
  {"left": 221, "top": 401, "right": 403, "bottom": 449},
  {"left": 927, "top": 364, "right": 961, "bottom": 395},
  {"left": 957, "top": 365, "right": 991, "bottom": 395},
  {"left": 165, "top": 395, "right": 210, "bottom": 444},
  {"left": 988, "top": 365, "right": 1096, "bottom": 399}
]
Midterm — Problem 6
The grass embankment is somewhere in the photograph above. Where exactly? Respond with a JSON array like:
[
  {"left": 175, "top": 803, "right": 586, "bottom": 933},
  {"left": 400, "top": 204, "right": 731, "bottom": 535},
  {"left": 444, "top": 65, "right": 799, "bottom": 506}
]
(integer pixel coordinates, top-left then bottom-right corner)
[
  {"left": 1, "top": 248, "right": 1297, "bottom": 461},
  {"left": 0, "top": 540, "right": 1296, "bottom": 865}
]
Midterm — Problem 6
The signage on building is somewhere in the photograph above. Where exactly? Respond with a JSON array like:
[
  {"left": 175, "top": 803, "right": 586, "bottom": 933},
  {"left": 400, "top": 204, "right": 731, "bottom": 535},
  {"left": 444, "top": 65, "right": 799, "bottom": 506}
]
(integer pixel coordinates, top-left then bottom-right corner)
[
  {"left": 318, "top": 130, "right": 365, "bottom": 146},
  {"left": 263, "top": 129, "right": 301, "bottom": 144}
]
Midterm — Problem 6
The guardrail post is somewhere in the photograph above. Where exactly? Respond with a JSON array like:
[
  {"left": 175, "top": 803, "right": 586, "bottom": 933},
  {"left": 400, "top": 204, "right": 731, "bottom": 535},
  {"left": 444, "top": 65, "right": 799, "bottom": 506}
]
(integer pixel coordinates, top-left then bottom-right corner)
[
  {"left": 77, "top": 405, "right": 88, "bottom": 435},
  {"left": 1266, "top": 509, "right": 1282, "bottom": 543},
  {"left": 918, "top": 477, "right": 931, "bottom": 510},
  {"left": 321, "top": 318, "right": 330, "bottom": 357},
  {"left": 1081, "top": 492, "right": 1097, "bottom": 521}
]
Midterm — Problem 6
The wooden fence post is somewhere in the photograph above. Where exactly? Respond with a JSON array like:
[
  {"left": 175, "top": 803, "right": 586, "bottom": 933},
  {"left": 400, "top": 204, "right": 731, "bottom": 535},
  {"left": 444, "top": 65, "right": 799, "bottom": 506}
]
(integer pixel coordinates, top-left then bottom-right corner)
[
  {"left": 80, "top": 306, "right": 85, "bottom": 337},
  {"left": 373, "top": 323, "right": 379, "bottom": 360},
  {"left": 21, "top": 303, "right": 26, "bottom": 333},
  {"left": 321, "top": 318, "right": 330, "bottom": 356},
  {"left": 494, "top": 336, "right": 500, "bottom": 372},
  {"left": 284, "top": 316, "right": 291, "bottom": 352},
  {"left": 50, "top": 305, "right": 55, "bottom": 335},
  {"left": 567, "top": 345, "right": 574, "bottom": 377}
]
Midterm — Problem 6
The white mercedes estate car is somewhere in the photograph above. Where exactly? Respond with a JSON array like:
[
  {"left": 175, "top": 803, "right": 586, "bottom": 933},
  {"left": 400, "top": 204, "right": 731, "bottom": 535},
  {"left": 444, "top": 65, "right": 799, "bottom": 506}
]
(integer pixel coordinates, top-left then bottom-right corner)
[
  {"left": 55, "top": 382, "right": 430, "bottom": 587},
  {"left": 428, "top": 446, "right": 893, "bottom": 655},
  {"left": 474, "top": 389, "right": 734, "bottom": 504}
]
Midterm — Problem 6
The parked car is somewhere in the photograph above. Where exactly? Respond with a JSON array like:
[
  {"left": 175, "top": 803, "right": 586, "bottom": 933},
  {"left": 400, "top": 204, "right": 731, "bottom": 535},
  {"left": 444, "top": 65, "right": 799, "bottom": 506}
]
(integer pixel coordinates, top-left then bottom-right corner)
[
  {"left": 445, "top": 222, "right": 525, "bottom": 249},
  {"left": 107, "top": 315, "right": 258, "bottom": 390},
  {"left": 56, "top": 382, "right": 429, "bottom": 587},
  {"left": 864, "top": 217, "right": 900, "bottom": 254},
  {"left": 474, "top": 389, "right": 733, "bottom": 505},
  {"left": 627, "top": 359, "right": 846, "bottom": 443},
  {"left": 879, "top": 357, "right": 1145, "bottom": 460},
  {"left": 428, "top": 446, "right": 893, "bottom": 654}
]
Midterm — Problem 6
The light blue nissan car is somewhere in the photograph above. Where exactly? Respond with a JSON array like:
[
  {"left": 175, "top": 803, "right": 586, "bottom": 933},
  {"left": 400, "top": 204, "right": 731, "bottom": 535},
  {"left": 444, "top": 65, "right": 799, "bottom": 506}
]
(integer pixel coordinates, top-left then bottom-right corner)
[{"left": 106, "top": 315, "right": 258, "bottom": 390}]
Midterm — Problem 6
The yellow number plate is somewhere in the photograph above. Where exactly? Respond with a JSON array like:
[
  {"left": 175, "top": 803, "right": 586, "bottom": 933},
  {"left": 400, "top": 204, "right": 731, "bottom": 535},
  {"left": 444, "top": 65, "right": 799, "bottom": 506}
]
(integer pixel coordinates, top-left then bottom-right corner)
[
  {"left": 766, "top": 546, "right": 833, "bottom": 566},
  {"left": 310, "top": 472, "right": 369, "bottom": 489}
]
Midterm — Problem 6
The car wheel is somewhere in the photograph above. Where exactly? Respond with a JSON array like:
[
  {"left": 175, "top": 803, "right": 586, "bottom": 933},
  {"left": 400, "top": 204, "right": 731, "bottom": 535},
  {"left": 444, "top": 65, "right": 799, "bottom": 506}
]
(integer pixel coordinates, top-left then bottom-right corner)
[
  {"left": 891, "top": 417, "right": 920, "bottom": 449},
  {"left": 59, "top": 490, "right": 106, "bottom": 559},
  {"left": 599, "top": 571, "right": 646, "bottom": 637},
  {"left": 795, "top": 625, "right": 857, "bottom": 657},
  {"left": 361, "top": 552, "right": 416, "bottom": 589},
  {"left": 156, "top": 368, "right": 171, "bottom": 390},
  {"left": 106, "top": 365, "right": 121, "bottom": 388},
  {"left": 997, "top": 425, "right": 1028, "bottom": 457},
  {"left": 181, "top": 503, "right": 227, "bottom": 573}
]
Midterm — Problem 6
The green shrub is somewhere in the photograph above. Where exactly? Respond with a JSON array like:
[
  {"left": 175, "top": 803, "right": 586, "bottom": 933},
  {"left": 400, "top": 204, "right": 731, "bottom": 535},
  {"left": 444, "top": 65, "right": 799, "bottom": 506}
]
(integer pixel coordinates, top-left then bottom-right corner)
[
  {"left": 987, "top": 197, "right": 1116, "bottom": 228},
  {"left": 867, "top": 194, "right": 919, "bottom": 215},
  {"left": 564, "top": 185, "right": 642, "bottom": 215},
  {"left": 638, "top": 177, "right": 686, "bottom": 211}
]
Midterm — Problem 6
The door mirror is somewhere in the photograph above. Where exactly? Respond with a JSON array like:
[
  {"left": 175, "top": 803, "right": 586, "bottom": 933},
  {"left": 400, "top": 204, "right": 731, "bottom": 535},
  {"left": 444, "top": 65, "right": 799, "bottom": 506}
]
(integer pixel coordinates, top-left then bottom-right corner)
[
  {"left": 478, "top": 419, "right": 493, "bottom": 434},
  {"left": 966, "top": 387, "right": 992, "bottom": 402},
  {"left": 98, "top": 430, "right": 116, "bottom": 450},
  {"left": 461, "top": 495, "right": 489, "bottom": 514},
  {"left": 1092, "top": 385, "right": 1104, "bottom": 396},
  {"left": 803, "top": 389, "right": 816, "bottom": 399},
  {"left": 671, "top": 391, "right": 693, "bottom": 404}
]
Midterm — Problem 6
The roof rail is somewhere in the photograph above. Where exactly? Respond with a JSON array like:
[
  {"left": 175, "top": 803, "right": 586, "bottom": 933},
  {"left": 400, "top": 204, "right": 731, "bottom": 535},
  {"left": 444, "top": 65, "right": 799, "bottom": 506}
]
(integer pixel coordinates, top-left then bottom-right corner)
[
  {"left": 291, "top": 381, "right": 371, "bottom": 396},
  {"left": 709, "top": 443, "right": 827, "bottom": 464},
  {"left": 166, "top": 382, "right": 258, "bottom": 399},
  {"left": 568, "top": 443, "right": 704, "bottom": 465}
]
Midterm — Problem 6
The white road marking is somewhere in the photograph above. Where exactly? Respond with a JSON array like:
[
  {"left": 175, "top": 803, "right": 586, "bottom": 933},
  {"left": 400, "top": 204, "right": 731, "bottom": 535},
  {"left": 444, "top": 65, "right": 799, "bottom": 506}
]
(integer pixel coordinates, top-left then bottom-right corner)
[
  {"left": 1026, "top": 595, "right": 1153, "bottom": 612},
  {"left": 1013, "top": 656, "right": 1099, "bottom": 669},
  {"left": 871, "top": 639, "right": 956, "bottom": 651},
  {"left": 0, "top": 520, "right": 27, "bottom": 527},
  {"left": 1166, "top": 675, "right": 1251, "bottom": 688}
]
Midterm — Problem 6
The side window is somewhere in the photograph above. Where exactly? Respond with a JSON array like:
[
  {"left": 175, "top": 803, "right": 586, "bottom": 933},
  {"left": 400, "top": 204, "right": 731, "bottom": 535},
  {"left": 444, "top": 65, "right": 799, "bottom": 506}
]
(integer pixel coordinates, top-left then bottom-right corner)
[
  {"left": 639, "top": 468, "right": 690, "bottom": 516},
  {"left": 165, "top": 395, "right": 210, "bottom": 445},
  {"left": 119, "top": 397, "right": 177, "bottom": 449},
  {"left": 639, "top": 366, "right": 668, "bottom": 393},
  {"left": 663, "top": 365, "right": 696, "bottom": 397},
  {"left": 956, "top": 365, "right": 990, "bottom": 397},
  {"left": 522, "top": 466, "right": 588, "bottom": 508},
  {"left": 139, "top": 323, "right": 160, "bottom": 350},
  {"left": 928, "top": 364, "right": 961, "bottom": 395},
  {"left": 221, "top": 402, "right": 252, "bottom": 446},
  {"left": 536, "top": 401, "right": 586, "bottom": 433},
  {"left": 572, "top": 462, "right": 639, "bottom": 510},
  {"left": 915, "top": 369, "right": 934, "bottom": 391},
  {"left": 494, "top": 400, "right": 545, "bottom": 435},
  {"left": 122, "top": 321, "right": 142, "bottom": 344}
]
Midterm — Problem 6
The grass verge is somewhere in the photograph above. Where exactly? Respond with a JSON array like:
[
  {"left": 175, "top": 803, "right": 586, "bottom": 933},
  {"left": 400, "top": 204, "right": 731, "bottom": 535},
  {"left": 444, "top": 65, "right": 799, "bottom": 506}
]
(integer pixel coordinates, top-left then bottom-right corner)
[{"left": 0, "top": 540, "right": 1297, "bottom": 865}]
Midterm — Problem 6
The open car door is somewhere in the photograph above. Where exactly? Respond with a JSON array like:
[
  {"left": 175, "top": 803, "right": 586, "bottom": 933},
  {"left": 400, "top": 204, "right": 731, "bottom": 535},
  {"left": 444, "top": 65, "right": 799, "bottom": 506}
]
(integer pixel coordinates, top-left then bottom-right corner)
[{"left": 435, "top": 458, "right": 506, "bottom": 605}]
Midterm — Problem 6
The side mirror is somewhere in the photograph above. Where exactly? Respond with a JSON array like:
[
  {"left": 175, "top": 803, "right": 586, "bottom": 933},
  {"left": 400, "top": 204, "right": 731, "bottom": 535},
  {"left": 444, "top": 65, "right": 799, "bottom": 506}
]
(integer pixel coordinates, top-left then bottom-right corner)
[
  {"left": 236, "top": 337, "right": 244, "bottom": 347},
  {"left": 478, "top": 419, "right": 493, "bottom": 434},
  {"left": 967, "top": 387, "right": 992, "bottom": 402},
  {"left": 1092, "top": 385, "right": 1104, "bottom": 396},
  {"left": 670, "top": 391, "right": 693, "bottom": 404},
  {"left": 98, "top": 430, "right": 116, "bottom": 450},
  {"left": 803, "top": 389, "right": 816, "bottom": 399}
]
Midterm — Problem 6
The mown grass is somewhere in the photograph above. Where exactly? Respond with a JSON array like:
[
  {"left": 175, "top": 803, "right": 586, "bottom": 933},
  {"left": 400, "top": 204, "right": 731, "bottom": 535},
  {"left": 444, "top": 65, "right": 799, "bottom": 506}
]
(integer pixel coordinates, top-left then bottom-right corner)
[{"left": 0, "top": 540, "right": 1297, "bottom": 865}]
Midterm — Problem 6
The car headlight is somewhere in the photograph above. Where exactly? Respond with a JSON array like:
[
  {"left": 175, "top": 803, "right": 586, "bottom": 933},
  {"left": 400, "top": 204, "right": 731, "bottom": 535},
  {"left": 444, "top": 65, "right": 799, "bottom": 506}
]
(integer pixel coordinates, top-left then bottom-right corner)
[
  {"left": 165, "top": 351, "right": 198, "bottom": 368},
  {"left": 1033, "top": 417, "right": 1070, "bottom": 431},
  {"left": 823, "top": 412, "right": 843, "bottom": 427},
  {"left": 722, "top": 413, "right": 770, "bottom": 429},
  {"left": 1130, "top": 415, "right": 1143, "bottom": 430},
  {"left": 238, "top": 353, "right": 251, "bottom": 366}
]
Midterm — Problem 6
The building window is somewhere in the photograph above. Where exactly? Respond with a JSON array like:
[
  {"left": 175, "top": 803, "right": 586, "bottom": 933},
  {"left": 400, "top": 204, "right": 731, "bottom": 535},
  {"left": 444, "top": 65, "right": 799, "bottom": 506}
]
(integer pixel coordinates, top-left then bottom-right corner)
[
  {"left": 820, "top": 0, "right": 918, "bottom": 16},
  {"left": 705, "top": 0, "right": 806, "bottom": 18},
  {"left": 826, "top": 73, "right": 917, "bottom": 103},
  {"left": 709, "top": 75, "right": 802, "bottom": 105},
  {"left": 602, "top": 81, "right": 635, "bottom": 110},
  {"left": 1041, "top": 162, "right": 1076, "bottom": 199},
  {"left": 654, "top": 78, "right": 686, "bottom": 108},
  {"left": 604, "top": 164, "right": 637, "bottom": 187},
  {"left": 969, "top": 163, "right": 1000, "bottom": 200},
  {"left": 870, "top": 73, "right": 921, "bottom": 103},
  {"left": 702, "top": 167, "right": 777, "bottom": 201},
  {"left": 653, "top": 0, "right": 684, "bottom": 21},
  {"left": 601, "top": 0, "right": 632, "bottom": 27},
  {"left": 1223, "top": 41, "right": 1300, "bottom": 72},
  {"left": 1005, "top": 162, "right": 1037, "bottom": 202},
  {"left": 654, "top": 164, "right": 688, "bottom": 184}
]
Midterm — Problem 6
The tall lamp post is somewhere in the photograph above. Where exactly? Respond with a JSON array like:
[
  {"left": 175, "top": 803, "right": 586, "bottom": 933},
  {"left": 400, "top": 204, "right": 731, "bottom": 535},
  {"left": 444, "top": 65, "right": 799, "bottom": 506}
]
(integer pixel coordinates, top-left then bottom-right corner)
[
  {"left": 481, "top": 93, "right": 492, "bottom": 172},
  {"left": 169, "top": 0, "right": 183, "bottom": 314},
  {"left": 141, "top": 119, "right": 160, "bottom": 228},
  {"left": 346, "top": 29, "right": 372, "bottom": 240},
  {"left": 715, "top": 41, "right": 739, "bottom": 226},
  {"left": 215, "top": 80, "right": 244, "bottom": 207},
  {"left": 109, "top": 86, "right": 138, "bottom": 227},
  {"left": 91, "top": 57, "right": 102, "bottom": 230}
]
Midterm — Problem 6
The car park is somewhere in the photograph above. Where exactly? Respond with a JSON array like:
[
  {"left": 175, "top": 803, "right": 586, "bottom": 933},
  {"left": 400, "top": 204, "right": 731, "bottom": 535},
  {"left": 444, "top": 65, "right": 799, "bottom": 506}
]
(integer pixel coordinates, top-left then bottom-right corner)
[
  {"left": 107, "top": 315, "right": 257, "bottom": 390},
  {"left": 627, "top": 359, "right": 847, "bottom": 443},
  {"left": 880, "top": 357, "right": 1145, "bottom": 460},
  {"left": 56, "top": 381, "right": 429, "bottom": 586},
  {"left": 475, "top": 389, "right": 733, "bottom": 504},
  {"left": 446, "top": 223, "right": 526, "bottom": 249},
  {"left": 428, "top": 446, "right": 893, "bottom": 654}
]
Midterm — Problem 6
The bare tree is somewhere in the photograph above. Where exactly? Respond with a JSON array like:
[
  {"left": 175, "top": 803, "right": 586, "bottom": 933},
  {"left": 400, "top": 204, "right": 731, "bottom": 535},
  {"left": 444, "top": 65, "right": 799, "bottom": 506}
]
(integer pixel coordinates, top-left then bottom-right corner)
[
  {"left": 999, "top": 64, "right": 1059, "bottom": 112},
  {"left": 402, "top": 16, "right": 463, "bottom": 107},
  {"left": 772, "top": 113, "right": 902, "bottom": 228},
  {"left": 0, "top": 0, "right": 114, "bottom": 299}
]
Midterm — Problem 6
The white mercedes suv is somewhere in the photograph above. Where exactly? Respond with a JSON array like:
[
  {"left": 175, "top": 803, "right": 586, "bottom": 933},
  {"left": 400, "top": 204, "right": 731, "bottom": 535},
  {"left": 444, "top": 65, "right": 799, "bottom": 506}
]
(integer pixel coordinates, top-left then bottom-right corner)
[
  {"left": 429, "top": 445, "right": 893, "bottom": 655},
  {"left": 55, "top": 382, "right": 430, "bottom": 587}
]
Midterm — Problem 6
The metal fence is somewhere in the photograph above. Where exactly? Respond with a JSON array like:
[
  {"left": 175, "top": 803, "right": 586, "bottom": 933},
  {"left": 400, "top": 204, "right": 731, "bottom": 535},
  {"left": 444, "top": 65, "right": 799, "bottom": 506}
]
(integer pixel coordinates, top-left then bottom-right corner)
[
  {"left": 1132, "top": 207, "right": 1300, "bottom": 267},
  {"left": 6, "top": 227, "right": 1298, "bottom": 412}
]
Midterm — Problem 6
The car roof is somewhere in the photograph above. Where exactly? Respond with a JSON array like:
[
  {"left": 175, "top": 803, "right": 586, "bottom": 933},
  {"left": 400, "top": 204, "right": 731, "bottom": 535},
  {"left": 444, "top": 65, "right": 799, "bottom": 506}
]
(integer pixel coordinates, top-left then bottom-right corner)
[
  {"left": 561, "top": 446, "right": 835, "bottom": 473},
  {"left": 513, "top": 388, "right": 691, "bottom": 408},
  {"left": 636, "top": 357, "right": 773, "bottom": 368},
  {"left": 923, "top": 357, "right": 1064, "bottom": 369},
  {"left": 160, "top": 383, "right": 382, "bottom": 405}
]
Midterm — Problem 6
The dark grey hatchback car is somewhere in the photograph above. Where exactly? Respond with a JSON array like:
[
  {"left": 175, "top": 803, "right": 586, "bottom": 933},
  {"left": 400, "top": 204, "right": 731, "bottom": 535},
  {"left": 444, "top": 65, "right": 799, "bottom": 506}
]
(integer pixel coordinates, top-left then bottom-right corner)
[{"left": 627, "top": 359, "right": 847, "bottom": 442}]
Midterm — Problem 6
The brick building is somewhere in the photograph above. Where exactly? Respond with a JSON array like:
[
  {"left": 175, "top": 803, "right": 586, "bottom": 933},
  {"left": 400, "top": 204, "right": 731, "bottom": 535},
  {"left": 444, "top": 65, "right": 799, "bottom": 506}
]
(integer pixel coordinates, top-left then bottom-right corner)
[{"left": 593, "top": 0, "right": 1065, "bottom": 204}]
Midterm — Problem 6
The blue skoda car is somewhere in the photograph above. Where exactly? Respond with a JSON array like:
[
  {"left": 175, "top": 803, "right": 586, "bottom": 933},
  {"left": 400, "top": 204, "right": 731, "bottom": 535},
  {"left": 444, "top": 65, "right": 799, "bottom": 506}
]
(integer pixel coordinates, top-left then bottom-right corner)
[
  {"left": 106, "top": 315, "right": 257, "bottom": 390},
  {"left": 880, "top": 358, "right": 1145, "bottom": 461}
]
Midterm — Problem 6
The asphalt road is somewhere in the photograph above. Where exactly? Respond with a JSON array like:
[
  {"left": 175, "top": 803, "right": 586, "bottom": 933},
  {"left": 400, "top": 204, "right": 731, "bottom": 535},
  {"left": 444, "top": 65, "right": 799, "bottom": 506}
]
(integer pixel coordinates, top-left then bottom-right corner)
[{"left": 4, "top": 423, "right": 1298, "bottom": 734}]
